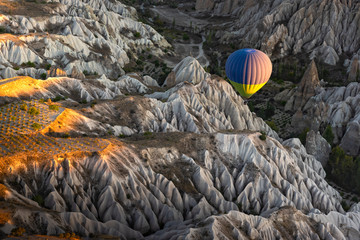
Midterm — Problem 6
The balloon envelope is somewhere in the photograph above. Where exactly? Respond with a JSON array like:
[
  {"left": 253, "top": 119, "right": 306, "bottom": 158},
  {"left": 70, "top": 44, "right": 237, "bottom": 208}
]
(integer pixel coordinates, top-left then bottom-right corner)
[{"left": 225, "top": 48, "right": 272, "bottom": 98}]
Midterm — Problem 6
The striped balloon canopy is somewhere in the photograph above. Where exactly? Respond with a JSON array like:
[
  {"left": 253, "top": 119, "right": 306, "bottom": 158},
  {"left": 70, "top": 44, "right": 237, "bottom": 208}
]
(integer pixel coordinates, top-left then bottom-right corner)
[{"left": 225, "top": 48, "right": 272, "bottom": 98}]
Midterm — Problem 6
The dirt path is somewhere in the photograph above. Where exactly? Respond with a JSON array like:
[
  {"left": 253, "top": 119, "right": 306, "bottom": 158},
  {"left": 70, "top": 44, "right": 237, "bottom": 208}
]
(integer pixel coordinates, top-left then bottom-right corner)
[
  {"left": 163, "top": 37, "right": 210, "bottom": 68},
  {"left": 151, "top": 6, "right": 210, "bottom": 67}
]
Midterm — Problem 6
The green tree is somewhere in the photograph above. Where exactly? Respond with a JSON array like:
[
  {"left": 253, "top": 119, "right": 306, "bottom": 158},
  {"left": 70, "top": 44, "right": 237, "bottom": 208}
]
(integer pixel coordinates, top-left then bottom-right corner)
[
  {"left": 20, "top": 103, "right": 28, "bottom": 111},
  {"left": 31, "top": 123, "right": 42, "bottom": 130},
  {"left": 49, "top": 105, "right": 59, "bottom": 111},
  {"left": 182, "top": 33, "right": 189, "bottom": 41},
  {"left": 298, "top": 128, "right": 309, "bottom": 145},
  {"left": 259, "top": 131, "right": 267, "bottom": 141},
  {"left": 28, "top": 106, "right": 40, "bottom": 115},
  {"left": 327, "top": 146, "right": 360, "bottom": 194},
  {"left": 266, "top": 120, "right": 279, "bottom": 132},
  {"left": 40, "top": 73, "right": 47, "bottom": 80},
  {"left": 323, "top": 125, "right": 334, "bottom": 145}
]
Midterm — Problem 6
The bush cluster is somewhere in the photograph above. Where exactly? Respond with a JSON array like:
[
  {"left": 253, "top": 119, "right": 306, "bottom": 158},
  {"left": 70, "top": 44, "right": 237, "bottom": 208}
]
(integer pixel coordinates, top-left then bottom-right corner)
[{"left": 326, "top": 146, "right": 360, "bottom": 194}]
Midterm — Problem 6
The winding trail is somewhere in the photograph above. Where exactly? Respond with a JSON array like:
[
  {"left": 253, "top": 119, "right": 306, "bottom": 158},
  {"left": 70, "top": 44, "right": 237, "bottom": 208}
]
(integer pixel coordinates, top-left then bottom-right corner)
[{"left": 151, "top": 6, "right": 210, "bottom": 68}]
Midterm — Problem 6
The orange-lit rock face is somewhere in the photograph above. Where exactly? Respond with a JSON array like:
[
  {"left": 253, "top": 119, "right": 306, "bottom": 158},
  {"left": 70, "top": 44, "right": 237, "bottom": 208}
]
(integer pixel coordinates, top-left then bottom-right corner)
[
  {"left": 0, "top": 76, "right": 40, "bottom": 98},
  {"left": 0, "top": 14, "right": 9, "bottom": 23},
  {"left": 47, "top": 67, "right": 67, "bottom": 78}
]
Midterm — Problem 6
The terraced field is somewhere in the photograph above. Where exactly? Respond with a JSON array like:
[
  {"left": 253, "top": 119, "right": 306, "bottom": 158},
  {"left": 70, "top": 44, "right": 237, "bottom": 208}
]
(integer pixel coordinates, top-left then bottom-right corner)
[
  {"left": 0, "top": 100, "right": 64, "bottom": 135},
  {"left": 0, "top": 100, "right": 109, "bottom": 158}
]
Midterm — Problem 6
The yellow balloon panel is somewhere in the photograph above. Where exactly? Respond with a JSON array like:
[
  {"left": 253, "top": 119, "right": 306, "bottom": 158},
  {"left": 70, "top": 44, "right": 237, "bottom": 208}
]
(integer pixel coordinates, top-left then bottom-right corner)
[{"left": 229, "top": 80, "right": 267, "bottom": 99}]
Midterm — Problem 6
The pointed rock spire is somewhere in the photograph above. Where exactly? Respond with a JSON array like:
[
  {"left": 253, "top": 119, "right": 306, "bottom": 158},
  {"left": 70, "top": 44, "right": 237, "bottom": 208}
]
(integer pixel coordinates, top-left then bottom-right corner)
[
  {"left": 163, "top": 57, "right": 210, "bottom": 87},
  {"left": 71, "top": 66, "right": 85, "bottom": 80},
  {"left": 348, "top": 57, "right": 359, "bottom": 82},
  {"left": 285, "top": 60, "right": 320, "bottom": 111}
]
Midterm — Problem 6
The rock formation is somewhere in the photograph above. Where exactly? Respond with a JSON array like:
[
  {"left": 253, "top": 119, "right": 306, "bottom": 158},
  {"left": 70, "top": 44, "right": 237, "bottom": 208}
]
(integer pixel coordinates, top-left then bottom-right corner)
[
  {"left": 305, "top": 130, "right": 331, "bottom": 167},
  {"left": 285, "top": 60, "right": 320, "bottom": 112},
  {"left": 70, "top": 66, "right": 85, "bottom": 80},
  {"left": 0, "top": 0, "right": 170, "bottom": 80},
  {"left": 292, "top": 81, "right": 360, "bottom": 154},
  {"left": 196, "top": 0, "right": 360, "bottom": 67},
  {"left": 47, "top": 67, "right": 67, "bottom": 78},
  {"left": 163, "top": 56, "right": 210, "bottom": 87},
  {"left": 348, "top": 57, "right": 359, "bottom": 82}
]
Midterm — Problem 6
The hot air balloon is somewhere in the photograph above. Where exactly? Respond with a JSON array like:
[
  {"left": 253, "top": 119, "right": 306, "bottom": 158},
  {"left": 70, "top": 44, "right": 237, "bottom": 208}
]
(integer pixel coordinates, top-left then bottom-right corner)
[{"left": 225, "top": 48, "right": 272, "bottom": 98}]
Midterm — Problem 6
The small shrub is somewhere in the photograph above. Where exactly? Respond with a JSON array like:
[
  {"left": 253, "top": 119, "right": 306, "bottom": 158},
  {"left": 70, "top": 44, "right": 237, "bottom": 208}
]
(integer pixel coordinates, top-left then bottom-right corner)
[
  {"left": 134, "top": 31, "right": 141, "bottom": 38},
  {"left": 265, "top": 102, "right": 275, "bottom": 119},
  {"left": 143, "top": 131, "right": 152, "bottom": 136},
  {"left": 20, "top": 104, "right": 28, "bottom": 111},
  {"left": 322, "top": 125, "right": 334, "bottom": 145},
  {"left": 266, "top": 120, "right": 279, "bottom": 132},
  {"left": 154, "top": 60, "right": 160, "bottom": 67},
  {"left": 28, "top": 107, "right": 40, "bottom": 115},
  {"left": 123, "top": 66, "right": 134, "bottom": 73},
  {"left": 247, "top": 102, "right": 255, "bottom": 112},
  {"left": 40, "top": 73, "right": 47, "bottom": 80},
  {"left": 182, "top": 33, "right": 190, "bottom": 41},
  {"left": 46, "top": 64, "right": 52, "bottom": 70},
  {"left": 298, "top": 128, "right": 309, "bottom": 145},
  {"left": 341, "top": 200, "right": 350, "bottom": 212},
  {"left": 351, "top": 196, "right": 359, "bottom": 202},
  {"left": 31, "top": 123, "right": 42, "bottom": 130},
  {"left": 32, "top": 194, "right": 44, "bottom": 206},
  {"left": 52, "top": 96, "right": 65, "bottom": 102},
  {"left": 118, "top": 134, "right": 126, "bottom": 138},
  {"left": 49, "top": 105, "right": 59, "bottom": 111},
  {"left": 26, "top": 61, "right": 36, "bottom": 68},
  {"left": 14, "top": 66, "right": 20, "bottom": 70},
  {"left": 259, "top": 132, "right": 267, "bottom": 141}
]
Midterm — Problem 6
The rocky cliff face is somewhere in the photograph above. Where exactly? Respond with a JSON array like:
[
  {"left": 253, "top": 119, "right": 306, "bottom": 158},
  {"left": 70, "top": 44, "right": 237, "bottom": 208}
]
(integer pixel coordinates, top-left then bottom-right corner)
[
  {"left": 290, "top": 81, "right": 360, "bottom": 155},
  {"left": 0, "top": 0, "right": 170, "bottom": 80},
  {"left": 196, "top": 0, "right": 360, "bottom": 67},
  {"left": 1, "top": 131, "right": 353, "bottom": 239}
]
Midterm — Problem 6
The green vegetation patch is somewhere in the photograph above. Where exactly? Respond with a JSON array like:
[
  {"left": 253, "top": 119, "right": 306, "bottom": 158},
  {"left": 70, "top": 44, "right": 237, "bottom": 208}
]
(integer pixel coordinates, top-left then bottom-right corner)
[
  {"left": 326, "top": 146, "right": 360, "bottom": 195},
  {"left": 49, "top": 104, "right": 59, "bottom": 111},
  {"left": 31, "top": 122, "right": 42, "bottom": 130}
]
